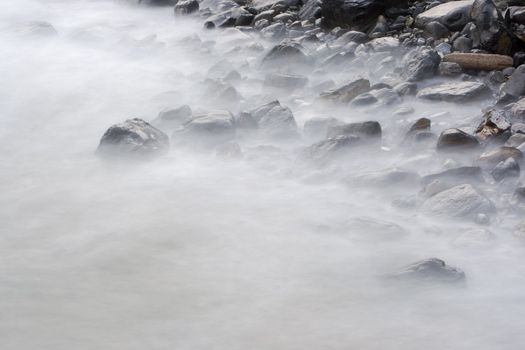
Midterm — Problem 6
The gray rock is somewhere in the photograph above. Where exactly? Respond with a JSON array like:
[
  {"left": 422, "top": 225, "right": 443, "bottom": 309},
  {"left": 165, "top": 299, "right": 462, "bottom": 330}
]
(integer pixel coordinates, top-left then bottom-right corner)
[
  {"left": 421, "top": 184, "right": 494, "bottom": 219},
  {"left": 389, "top": 258, "right": 465, "bottom": 283},
  {"left": 439, "top": 62, "right": 463, "bottom": 76},
  {"left": 402, "top": 48, "right": 441, "bottom": 81},
  {"left": 417, "top": 81, "right": 490, "bottom": 102},
  {"left": 264, "top": 73, "right": 308, "bottom": 89},
  {"left": 261, "top": 42, "right": 311, "bottom": 71},
  {"left": 97, "top": 118, "right": 169, "bottom": 157},
  {"left": 248, "top": 101, "right": 298, "bottom": 138},
  {"left": 503, "top": 65, "right": 525, "bottom": 99},
  {"left": 153, "top": 105, "right": 192, "bottom": 130},
  {"left": 491, "top": 157, "right": 520, "bottom": 180},
  {"left": 505, "top": 133, "right": 525, "bottom": 147},
  {"left": 509, "top": 97, "right": 525, "bottom": 121},
  {"left": 470, "top": 0, "right": 511, "bottom": 55},
  {"left": 308, "top": 135, "right": 360, "bottom": 161},
  {"left": 421, "top": 166, "right": 483, "bottom": 186},
  {"left": 394, "top": 82, "right": 418, "bottom": 96},
  {"left": 327, "top": 121, "right": 382, "bottom": 140},
  {"left": 475, "top": 109, "right": 511, "bottom": 141},
  {"left": 415, "top": 0, "right": 474, "bottom": 31},
  {"left": 303, "top": 117, "right": 343, "bottom": 140},
  {"left": 174, "top": 0, "right": 199, "bottom": 15},
  {"left": 320, "top": 78, "right": 371, "bottom": 103},
  {"left": 453, "top": 36, "right": 473, "bottom": 52},
  {"left": 478, "top": 146, "right": 523, "bottom": 164},
  {"left": 437, "top": 128, "right": 480, "bottom": 150},
  {"left": 177, "top": 111, "right": 236, "bottom": 146}
]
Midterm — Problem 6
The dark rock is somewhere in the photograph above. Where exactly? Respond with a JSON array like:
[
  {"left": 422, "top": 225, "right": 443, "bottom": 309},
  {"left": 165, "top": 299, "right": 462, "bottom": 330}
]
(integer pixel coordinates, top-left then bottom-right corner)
[
  {"left": 502, "top": 64, "right": 525, "bottom": 98},
  {"left": 453, "top": 36, "right": 473, "bottom": 52},
  {"left": 470, "top": 0, "right": 512, "bottom": 55},
  {"left": 491, "top": 157, "right": 520, "bottom": 180},
  {"left": 437, "top": 128, "right": 480, "bottom": 150},
  {"left": 424, "top": 21, "right": 450, "bottom": 39},
  {"left": 402, "top": 48, "right": 441, "bottom": 82},
  {"left": 97, "top": 118, "right": 169, "bottom": 157},
  {"left": 174, "top": 0, "right": 199, "bottom": 15},
  {"left": 327, "top": 121, "right": 382, "bottom": 140},
  {"left": 320, "top": 78, "right": 371, "bottom": 103},
  {"left": 389, "top": 258, "right": 466, "bottom": 283},
  {"left": 261, "top": 42, "right": 311, "bottom": 70}
]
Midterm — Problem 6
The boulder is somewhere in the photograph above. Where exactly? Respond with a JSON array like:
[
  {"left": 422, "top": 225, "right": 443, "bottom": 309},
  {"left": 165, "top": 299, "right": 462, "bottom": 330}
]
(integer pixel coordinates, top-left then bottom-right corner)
[
  {"left": 247, "top": 101, "right": 298, "bottom": 138},
  {"left": 261, "top": 42, "right": 311, "bottom": 70},
  {"left": 327, "top": 121, "right": 382, "bottom": 140},
  {"left": 174, "top": 0, "right": 199, "bottom": 15},
  {"left": 320, "top": 78, "right": 371, "bottom": 103},
  {"left": 509, "top": 97, "right": 525, "bottom": 121},
  {"left": 417, "top": 81, "right": 490, "bottom": 102},
  {"left": 478, "top": 146, "right": 523, "bottom": 164},
  {"left": 437, "top": 128, "right": 480, "bottom": 150},
  {"left": 97, "top": 118, "right": 169, "bottom": 157},
  {"left": 402, "top": 48, "right": 441, "bottom": 82},
  {"left": 491, "top": 157, "right": 520, "bottom": 180},
  {"left": 502, "top": 64, "right": 525, "bottom": 99},
  {"left": 303, "top": 117, "right": 344, "bottom": 140},
  {"left": 308, "top": 135, "right": 361, "bottom": 161},
  {"left": 475, "top": 109, "right": 511, "bottom": 140},
  {"left": 176, "top": 111, "right": 236, "bottom": 146},
  {"left": 415, "top": 0, "right": 474, "bottom": 31},
  {"left": 388, "top": 258, "right": 465, "bottom": 283},
  {"left": 421, "top": 184, "right": 494, "bottom": 219},
  {"left": 470, "top": 0, "right": 512, "bottom": 55}
]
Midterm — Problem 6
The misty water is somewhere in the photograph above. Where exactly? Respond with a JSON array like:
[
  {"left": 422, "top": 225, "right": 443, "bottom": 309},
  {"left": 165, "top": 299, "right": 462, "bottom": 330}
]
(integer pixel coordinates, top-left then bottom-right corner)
[{"left": 2, "top": 0, "right": 525, "bottom": 349}]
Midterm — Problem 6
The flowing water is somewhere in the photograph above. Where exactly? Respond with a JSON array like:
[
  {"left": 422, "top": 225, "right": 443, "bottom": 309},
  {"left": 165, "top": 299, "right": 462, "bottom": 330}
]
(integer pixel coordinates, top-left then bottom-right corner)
[{"left": 2, "top": 1, "right": 525, "bottom": 349}]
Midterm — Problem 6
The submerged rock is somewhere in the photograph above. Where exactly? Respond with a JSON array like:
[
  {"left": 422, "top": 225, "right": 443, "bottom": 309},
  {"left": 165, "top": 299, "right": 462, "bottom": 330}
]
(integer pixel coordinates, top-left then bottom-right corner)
[
  {"left": 97, "top": 118, "right": 169, "bottom": 157},
  {"left": 421, "top": 184, "right": 494, "bottom": 219},
  {"left": 388, "top": 258, "right": 466, "bottom": 283}
]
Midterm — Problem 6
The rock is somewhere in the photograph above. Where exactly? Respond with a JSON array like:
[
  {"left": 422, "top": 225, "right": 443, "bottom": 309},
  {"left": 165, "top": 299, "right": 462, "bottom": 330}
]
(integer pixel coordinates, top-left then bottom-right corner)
[
  {"left": 424, "top": 21, "right": 450, "bottom": 39},
  {"left": 475, "top": 109, "right": 511, "bottom": 140},
  {"left": 140, "top": 0, "right": 178, "bottom": 5},
  {"left": 320, "top": 78, "right": 371, "bottom": 103},
  {"left": 303, "top": 117, "right": 343, "bottom": 140},
  {"left": 174, "top": 0, "right": 199, "bottom": 15},
  {"left": 352, "top": 168, "right": 420, "bottom": 187},
  {"left": 264, "top": 73, "right": 308, "bottom": 89},
  {"left": 152, "top": 105, "right": 192, "bottom": 130},
  {"left": 443, "top": 53, "right": 514, "bottom": 71},
  {"left": 388, "top": 258, "right": 466, "bottom": 283},
  {"left": 370, "top": 88, "right": 401, "bottom": 105},
  {"left": 402, "top": 48, "right": 441, "bottom": 82},
  {"left": 261, "top": 42, "right": 311, "bottom": 70},
  {"left": 439, "top": 62, "right": 463, "bottom": 76},
  {"left": 421, "top": 184, "right": 494, "bottom": 219},
  {"left": 308, "top": 135, "right": 360, "bottom": 161},
  {"left": 261, "top": 22, "right": 286, "bottom": 39},
  {"left": 505, "top": 133, "right": 525, "bottom": 147},
  {"left": 453, "top": 36, "right": 473, "bottom": 52},
  {"left": 350, "top": 93, "right": 378, "bottom": 106},
  {"left": 394, "top": 82, "right": 418, "bottom": 96},
  {"left": 478, "top": 146, "right": 523, "bottom": 164},
  {"left": 415, "top": 0, "right": 474, "bottom": 31},
  {"left": 368, "top": 36, "right": 400, "bottom": 52},
  {"left": 502, "top": 64, "right": 525, "bottom": 99},
  {"left": 452, "top": 228, "right": 495, "bottom": 248},
  {"left": 347, "top": 216, "right": 409, "bottom": 241},
  {"left": 247, "top": 101, "right": 298, "bottom": 138},
  {"left": 404, "top": 118, "right": 432, "bottom": 142},
  {"left": 509, "top": 97, "right": 525, "bottom": 121},
  {"left": 491, "top": 157, "right": 520, "bottom": 180},
  {"left": 177, "top": 111, "right": 236, "bottom": 146},
  {"left": 334, "top": 30, "right": 368, "bottom": 45},
  {"left": 437, "top": 128, "right": 480, "bottom": 150},
  {"left": 327, "top": 121, "right": 382, "bottom": 140},
  {"left": 97, "top": 118, "right": 169, "bottom": 157},
  {"left": 421, "top": 166, "right": 483, "bottom": 186},
  {"left": 470, "top": 0, "right": 512, "bottom": 55},
  {"left": 417, "top": 82, "right": 490, "bottom": 102}
]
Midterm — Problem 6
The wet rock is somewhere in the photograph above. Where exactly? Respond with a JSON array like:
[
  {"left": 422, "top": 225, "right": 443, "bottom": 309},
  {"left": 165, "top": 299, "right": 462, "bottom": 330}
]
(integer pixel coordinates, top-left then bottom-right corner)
[
  {"left": 505, "top": 133, "right": 525, "bottom": 147},
  {"left": 421, "top": 166, "right": 483, "bottom": 186},
  {"left": 334, "top": 30, "right": 368, "bottom": 45},
  {"left": 261, "top": 22, "right": 287, "bottom": 39},
  {"left": 491, "top": 157, "right": 520, "bottom": 180},
  {"left": 177, "top": 111, "right": 236, "bottom": 146},
  {"left": 437, "top": 128, "right": 480, "bottom": 150},
  {"left": 303, "top": 117, "right": 343, "bottom": 140},
  {"left": 478, "top": 146, "right": 523, "bottom": 164},
  {"left": 308, "top": 135, "right": 360, "bottom": 161},
  {"left": 261, "top": 42, "right": 311, "bottom": 70},
  {"left": 402, "top": 48, "right": 441, "bottom": 82},
  {"left": 475, "top": 109, "right": 511, "bottom": 140},
  {"left": 350, "top": 93, "right": 378, "bottom": 106},
  {"left": 439, "top": 62, "right": 463, "bottom": 76},
  {"left": 247, "top": 101, "right": 298, "bottom": 138},
  {"left": 404, "top": 117, "right": 432, "bottom": 142},
  {"left": 327, "top": 121, "right": 382, "bottom": 140},
  {"left": 424, "top": 21, "right": 450, "bottom": 39},
  {"left": 509, "top": 97, "right": 525, "bottom": 121},
  {"left": 174, "top": 0, "right": 199, "bottom": 15},
  {"left": 417, "top": 82, "right": 490, "bottom": 102},
  {"left": 320, "top": 78, "right": 371, "bottom": 103},
  {"left": 394, "top": 82, "right": 418, "bottom": 96},
  {"left": 502, "top": 65, "right": 525, "bottom": 99},
  {"left": 421, "top": 184, "right": 494, "bottom": 219},
  {"left": 388, "top": 258, "right": 466, "bottom": 283},
  {"left": 264, "top": 73, "right": 308, "bottom": 89},
  {"left": 415, "top": 0, "right": 474, "bottom": 31},
  {"left": 443, "top": 53, "right": 514, "bottom": 71},
  {"left": 97, "top": 118, "right": 169, "bottom": 157},
  {"left": 153, "top": 105, "right": 192, "bottom": 131},
  {"left": 368, "top": 36, "right": 400, "bottom": 52},
  {"left": 370, "top": 88, "right": 401, "bottom": 106},
  {"left": 470, "top": 0, "right": 512, "bottom": 55}
]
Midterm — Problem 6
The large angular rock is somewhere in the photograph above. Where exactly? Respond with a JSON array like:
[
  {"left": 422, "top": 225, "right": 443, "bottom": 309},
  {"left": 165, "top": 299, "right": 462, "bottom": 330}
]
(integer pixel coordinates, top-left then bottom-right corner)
[
  {"left": 509, "top": 97, "right": 525, "bottom": 121},
  {"left": 421, "top": 184, "right": 494, "bottom": 219},
  {"left": 502, "top": 65, "right": 525, "bottom": 99},
  {"left": 417, "top": 82, "right": 490, "bottom": 102},
  {"left": 97, "top": 118, "right": 169, "bottom": 157},
  {"left": 402, "top": 48, "right": 441, "bottom": 82},
  {"left": 320, "top": 78, "right": 371, "bottom": 103},
  {"left": 491, "top": 157, "right": 520, "bottom": 180},
  {"left": 437, "top": 128, "right": 480, "bottom": 150},
  {"left": 247, "top": 101, "right": 298, "bottom": 138},
  {"left": 470, "top": 0, "right": 512, "bottom": 55},
  {"left": 415, "top": 0, "right": 474, "bottom": 31},
  {"left": 475, "top": 109, "right": 511, "bottom": 140},
  {"left": 388, "top": 258, "right": 466, "bottom": 283}
]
